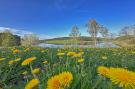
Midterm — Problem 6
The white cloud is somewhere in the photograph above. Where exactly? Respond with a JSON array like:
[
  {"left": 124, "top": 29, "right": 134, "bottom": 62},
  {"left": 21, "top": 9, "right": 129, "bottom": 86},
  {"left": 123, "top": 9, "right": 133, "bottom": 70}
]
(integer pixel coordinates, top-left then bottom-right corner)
[
  {"left": 0, "top": 27, "right": 33, "bottom": 37},
  {"left": 0, "top": 27, "right": 55, "bottom": 40}
]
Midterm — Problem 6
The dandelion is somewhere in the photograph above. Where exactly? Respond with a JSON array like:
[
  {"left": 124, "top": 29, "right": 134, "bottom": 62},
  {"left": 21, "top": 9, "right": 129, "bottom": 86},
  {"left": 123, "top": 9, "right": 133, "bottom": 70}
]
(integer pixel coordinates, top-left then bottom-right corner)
[
  {"left": 13, "top": 49, "right": 20, "bottom": 54},
  {"left": 67, "top": 52, "right": 76, "bottom": 56},
  {"left": 74, "top": 52, "right": 84, "bottom": 58},
  {"left": 22, "top": 71, "right": 28, "bottom": 75},
  {"left": 98, "top": 66, "right": 135, "bottom": 89},
  {"left": 8, "top": 60, "right": 15, "bottom": 65},
  {"left": 47, "top": 75, "right": 62, "bottom": 89},
  {"left": 25, "top": 78, "right": 39, "bottom": 89},
  {"left": 43, "top": 60, "right": 48, "bottom": 64},
  {"left": 21, "top": 57, "right": 36, "bottom": 66},
  {"left": 102, "top": 56, "right": 107, "bottom": 60},
  {"left": 24, "top": 48, "right": 30, "bottom": 52},
  {"left": 14, "top": 58, "right": 21, "bottom": 62},
  {"left": 77, "top": 58, "right": 84, "bottom": 63},
  {"left": 0, "top": 58, "right": 5, "bottom": 61},
  {"left": 108, "top": 67, "right": 135, "bottom": 89},
  {"left": 97, "top": 66, "right": 110, "bottom": 77},
  {"left": 47, "top": 71, "right": 73, "bottom": 89},
  {"left": 32, "top": 68, "right": 40, "bottom": 75},
  {"left": 57, "top": 53, "right": 65, "bottom": 56},
  {"left": 41, "top": 50, "right": 45, "bottom": 53},
  {"left": 59, "top": 71, "right": 73, "bottom": 87}
]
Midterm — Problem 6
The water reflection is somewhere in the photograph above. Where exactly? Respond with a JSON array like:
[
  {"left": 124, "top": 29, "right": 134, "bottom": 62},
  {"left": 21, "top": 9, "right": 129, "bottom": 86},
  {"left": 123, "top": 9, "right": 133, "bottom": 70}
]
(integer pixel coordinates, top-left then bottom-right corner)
[{"left": 38, "top": 42, "right": 119, "bottom": 48}]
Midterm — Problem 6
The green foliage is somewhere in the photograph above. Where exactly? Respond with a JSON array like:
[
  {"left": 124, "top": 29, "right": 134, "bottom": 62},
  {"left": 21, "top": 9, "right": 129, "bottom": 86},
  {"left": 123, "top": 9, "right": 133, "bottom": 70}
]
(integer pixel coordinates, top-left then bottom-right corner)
[
  {"left": 0, "top": 31, "right": 21, "bottom": 47},
  {"left": 21, "top": 34, "right": 39, "bottom": 46}
]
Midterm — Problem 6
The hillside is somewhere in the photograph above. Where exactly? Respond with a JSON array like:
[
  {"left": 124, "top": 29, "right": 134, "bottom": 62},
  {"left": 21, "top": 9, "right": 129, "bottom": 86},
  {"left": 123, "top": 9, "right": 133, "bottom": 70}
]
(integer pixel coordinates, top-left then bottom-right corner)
[
  {"left": 39, "top": 36, "right": 105, "bottom": 45},
  {"left": 114, "top": 35, "right": 135, "bottom": 47},
  {"left": 40, "top": 36, "right": 104, "bottom": 41}
]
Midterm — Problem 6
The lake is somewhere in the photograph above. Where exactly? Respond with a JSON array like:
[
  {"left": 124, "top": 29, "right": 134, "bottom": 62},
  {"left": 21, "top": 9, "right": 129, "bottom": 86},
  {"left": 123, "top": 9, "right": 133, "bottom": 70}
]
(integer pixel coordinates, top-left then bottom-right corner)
[{"left": 38, "top": 42, "right": 119, "bottom": 48}]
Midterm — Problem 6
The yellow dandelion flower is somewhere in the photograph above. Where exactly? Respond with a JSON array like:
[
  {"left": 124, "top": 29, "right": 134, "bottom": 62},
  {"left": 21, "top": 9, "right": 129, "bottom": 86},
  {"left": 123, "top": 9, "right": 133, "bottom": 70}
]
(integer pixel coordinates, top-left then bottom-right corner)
[
  {"left": 97, "top": 66, "right": 110, "bottom": 77},
  {"left": 43, "top": 60, "right": 48, "bottom": 64},
  {"left": 57, "top": 53, "right": 65, "bottom": 56},
  {"left": 47, "top": 75, "right": 62, "bottom": 89},
  {"left": 24, "top": 48, "right": 30, "bottom": 52},
  {"left": 25, "top": 78, "right": 39, "bottom": 89},
  {"left": 41, "top": 50, "right": 45, "bottom": 53},
  {"left": 59, "top": 71, "right": 73, "bottom": 87},
  {"left": 102, "top": 56, "right": 107, "bottom": 60},
  {"left": 77, "top": 58, "right": 84, "bottom": 63},
  {"left": 0, "top": 58, "right": 6, "bottom": 61},
  {"left": 32, "top": 68, "right": 40, "bottom": 75},
  {"left": 74, "top": 52, "right": 84, "bottom": 57},
  {"left": 22, "top": 71, "right": 28, "bottom": 75},
  {"left": 13, "top": 49, "right": 20, "bottom": 54},
  {"left": 14, "top": 58, "right": 21, "bottom": 62},
  {"left": 8, "top": 60, "right": 15, "bottom": 65},
  {"left": 47, "top": 71, "right": 73, "bottom": 89},
  {"left": 67, "top": 52, "right": 76, "bottom": 56},
  {"left": 21, "top": 57, "right": 36, "bottom": 66},
  {"left": 108, "top": 67, "right": 135, "bottom": 89}
]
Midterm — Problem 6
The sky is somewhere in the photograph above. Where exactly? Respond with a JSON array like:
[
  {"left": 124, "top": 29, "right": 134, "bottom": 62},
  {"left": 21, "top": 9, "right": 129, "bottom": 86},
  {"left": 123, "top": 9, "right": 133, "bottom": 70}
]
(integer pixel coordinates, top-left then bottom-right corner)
[{"left": 0, "top": 0, "right": 135, "bottom": 39}]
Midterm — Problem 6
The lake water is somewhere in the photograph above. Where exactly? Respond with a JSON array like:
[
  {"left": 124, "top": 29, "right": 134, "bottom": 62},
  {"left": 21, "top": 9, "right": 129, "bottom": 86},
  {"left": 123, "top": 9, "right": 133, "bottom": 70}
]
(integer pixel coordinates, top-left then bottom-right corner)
[{"left": 38, "top": 42, "right": 119, "bottom": 48}]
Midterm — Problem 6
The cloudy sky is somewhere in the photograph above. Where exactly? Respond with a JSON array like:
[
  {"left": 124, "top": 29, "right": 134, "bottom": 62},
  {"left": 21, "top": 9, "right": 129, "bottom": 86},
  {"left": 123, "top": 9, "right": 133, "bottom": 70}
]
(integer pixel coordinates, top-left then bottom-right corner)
[{"left": 0, "top": 0, "right": 135, "bottom": 39}]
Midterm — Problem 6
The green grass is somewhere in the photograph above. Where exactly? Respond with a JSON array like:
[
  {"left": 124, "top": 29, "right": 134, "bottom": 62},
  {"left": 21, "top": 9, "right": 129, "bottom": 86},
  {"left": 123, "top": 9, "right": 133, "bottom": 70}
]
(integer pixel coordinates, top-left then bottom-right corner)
[{"left": 0, "top": 46, "right": 135, "bottom": 89}]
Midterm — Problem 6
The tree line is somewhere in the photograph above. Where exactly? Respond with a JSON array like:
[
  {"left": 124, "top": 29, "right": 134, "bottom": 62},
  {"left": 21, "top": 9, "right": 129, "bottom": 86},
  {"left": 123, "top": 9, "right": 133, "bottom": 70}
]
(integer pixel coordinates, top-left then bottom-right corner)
[{"left": 69, "top": 19, "right": 109, "bottom": 46}]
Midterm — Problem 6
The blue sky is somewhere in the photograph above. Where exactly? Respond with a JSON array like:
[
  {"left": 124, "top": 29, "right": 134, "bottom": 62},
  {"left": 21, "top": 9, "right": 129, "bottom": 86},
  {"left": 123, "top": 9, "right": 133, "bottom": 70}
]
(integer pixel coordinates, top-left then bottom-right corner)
[{"left": 0, "top": 0, "right": 135, "bottom": 38}]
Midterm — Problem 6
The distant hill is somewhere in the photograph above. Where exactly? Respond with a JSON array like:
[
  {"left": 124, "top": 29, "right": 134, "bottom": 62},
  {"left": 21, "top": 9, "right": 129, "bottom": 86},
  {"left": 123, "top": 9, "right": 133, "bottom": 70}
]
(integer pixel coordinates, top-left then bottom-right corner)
[
  {"left": 114, "top": 35, "right": 135, "bottom": 47},
  {"left": 40, "top": 36, "right": 104, "bottom": 42},
  {"left": 39, "top": 36, "right": 105, "bottom": 45}
]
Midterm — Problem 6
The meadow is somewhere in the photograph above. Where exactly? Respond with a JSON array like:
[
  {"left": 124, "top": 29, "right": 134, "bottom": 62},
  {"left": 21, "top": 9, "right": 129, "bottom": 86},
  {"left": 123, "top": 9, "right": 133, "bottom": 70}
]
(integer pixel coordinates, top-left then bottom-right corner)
[{"left": 0, "top": 46, "right": 135, "bottom": 89}]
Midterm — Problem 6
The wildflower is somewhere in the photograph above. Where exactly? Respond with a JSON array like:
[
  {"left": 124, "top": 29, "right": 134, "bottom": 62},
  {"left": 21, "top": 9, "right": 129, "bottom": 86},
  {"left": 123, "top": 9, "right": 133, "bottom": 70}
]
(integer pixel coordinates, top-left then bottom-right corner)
[
  {"left": 41, "top": 50, "right": 45, "bottom": 53},
  {"left": 57, "top": 53, "right": 65, "bottom": 56},
  {"left": 25, "top": 78, "right": 39, "bottom": 89},
  {"left": 102, "top": 56, "right": 107, "bottom": 60},
  {"left": 97, "top": 66, "right": 110, "bottom": 76},
  {"left": 24, "top": 48, "right": 30, "bottom": 52},
  {"left": 47, "top": 71, "right": 73, "bottom": 89},
  {"left": 22, "top": 71, "right": 28, "bottom": 75},
  {"left": 43, "top": 60, "right": 48, "bottom": 64},
  {"left": 0, "top": 58, "right": 5, "bottom": 61},
  {"left": 32, "top": 68, "right": 40, "bottom": 75},
  {"left": 8, "top": 60, "right": 15, "bottom": 65},
  {"left": 74, "top": 52, "right": 84, "bottom": 58},
  {"left": 108, "top": 67, "right": 135, "bottom": 89},
  {"left": 67, "top": 52, "right": 76, "bottom": 56},
  {"left": 13, "top": 49, "right": 20, "bottom": 54},
  {"left": 59, "top": 71, "right": 73, "bottom": 87},
  {"left": 131, "top": 51, "right": 135, "bottom": 54},
  {"left": 21, "top": 57, "right": 36, "bottom": 66},
  {"left": 14, "top": 58, "right": 21, "bottom": 62},
  {"left": 47, "top": 75, "right": 62, "bottom": 89},
  {"left": 98, "top": 66, "right": 135, "bottom": 89},
  {"left": 77, "top": 58, "right": 84, "bottom": 63}
]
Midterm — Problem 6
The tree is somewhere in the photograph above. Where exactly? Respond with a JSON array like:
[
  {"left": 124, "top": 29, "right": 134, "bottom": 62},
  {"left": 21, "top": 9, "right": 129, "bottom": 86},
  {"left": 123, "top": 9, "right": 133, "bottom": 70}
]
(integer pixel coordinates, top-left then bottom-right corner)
[
  {"left": 130, "top": 25, "right": 135, "bottom": 36},
  {"left": 119, "top": 26, "right": 130, "bottom": 37},
  {"left": 110, "top": 33, "right": 117, "bottom": 40},
  {"left": 21, "top": 34, "right": 39, "bottom": 46},
  {"left": 69, "top": 25, "right": 81, "bottom": 46},
  {"left": 1, "top": 30, "right": 17, "bottom": 47},
  {"left": 99, "top": 26, "right": 109, "bottom": 38},
  {"left": 87, "top": 19, "right": 100, "bottom": 46}
]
